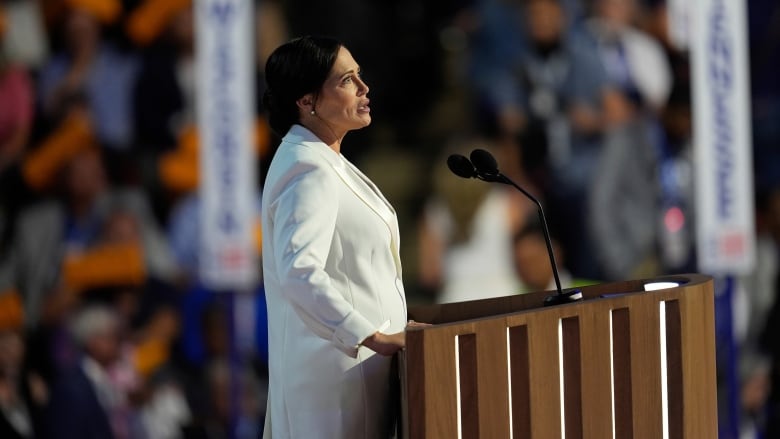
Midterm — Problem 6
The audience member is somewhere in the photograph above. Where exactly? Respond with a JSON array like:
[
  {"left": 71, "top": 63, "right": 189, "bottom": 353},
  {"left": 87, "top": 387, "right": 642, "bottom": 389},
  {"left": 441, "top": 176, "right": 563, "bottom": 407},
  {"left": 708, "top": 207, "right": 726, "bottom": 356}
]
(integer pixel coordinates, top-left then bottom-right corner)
[
  {"left": 755, "top": 184, "right": 780, "bottom": 436},
  {"left": 579, "top": 1, "right": 674, "bottom": 280},
  {"left": 131, "top": 304, "right": 191, "bottom": 439},
  {"left": 652, "top": 83, "right": 696, "bottom": 274},
  {"left": 130, "top": 0, "right": 193, "bottom": 154},
  {"left": 37, "top": 0, "right": 138, "bottom": 152},
  {"left": 511, "top": 212, "right": 595, "bottom": 293},
  {"left": 748, "top": 0, "right": 780, "bottom": 208},
  {"left": 588, "top": 82, "right": 694, "bottom": 281},
  {"left": 46, "top": 305, "right": 135, "bottom": 439},
  {"left": 637, "top": 0, "right": 691, "bottom": 101},
  {"left": 0, "top": 25, "right": 34, "bottom": 174},
  {"left": 474, "top": 0, "right": 625, "bottom": 279},
  {"left": 419, "top": 142, "right": 527, "bottom": 303},
  {"left": 0, "top": 12, "right": 36, "bottom": 253},
  {"left": 0, "top": 292, "right": 45, "bottom": 439},
  {"left": 173, "top": 299, "right": 265, "bottom": 438},
  {"left": 0, "top": 110, "right": 180, "bottom": 335},
  {"left": 587, "top": 119, "right": 660, "bottom": 280},
  {"left": 0, "top": 0, "right": 49, "bottom": 70},
  {"left": 0, "top": 0, "right": 775, "bottom": 435},
  {"left": 583, "top": 0, "right": 672, "bottom": 115}
]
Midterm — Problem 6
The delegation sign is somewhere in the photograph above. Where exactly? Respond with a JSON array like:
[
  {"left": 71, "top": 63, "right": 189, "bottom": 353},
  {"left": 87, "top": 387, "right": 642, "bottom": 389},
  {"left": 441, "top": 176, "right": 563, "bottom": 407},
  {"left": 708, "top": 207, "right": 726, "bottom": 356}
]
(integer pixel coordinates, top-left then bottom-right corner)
[
  {"left": 692, "top": 0, "right": 755, "bottom": 275},
  {"left": 196, "top": 0, "right": 257, "bottom": 289}
]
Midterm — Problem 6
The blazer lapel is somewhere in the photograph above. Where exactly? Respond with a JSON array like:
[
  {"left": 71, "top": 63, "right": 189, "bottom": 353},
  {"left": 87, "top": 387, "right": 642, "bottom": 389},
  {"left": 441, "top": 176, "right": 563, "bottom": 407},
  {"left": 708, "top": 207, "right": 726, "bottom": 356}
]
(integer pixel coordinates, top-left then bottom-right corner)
[
  {"left": 333, "top": 159, "right": 394, "bottom": 222},
  {"left": 281, "top": 126, "right": 403, "bottom": 274},
  {"left": 282, "top": 126, "right": 391, "bottom": 221}
]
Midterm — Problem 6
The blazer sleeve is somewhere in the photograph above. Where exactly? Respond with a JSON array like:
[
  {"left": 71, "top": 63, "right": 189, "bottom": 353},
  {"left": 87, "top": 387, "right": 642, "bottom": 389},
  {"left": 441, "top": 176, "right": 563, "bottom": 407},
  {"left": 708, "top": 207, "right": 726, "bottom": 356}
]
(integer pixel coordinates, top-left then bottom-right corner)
[{"left": 268, "top": 159, "right": 378, "bottom": 357}]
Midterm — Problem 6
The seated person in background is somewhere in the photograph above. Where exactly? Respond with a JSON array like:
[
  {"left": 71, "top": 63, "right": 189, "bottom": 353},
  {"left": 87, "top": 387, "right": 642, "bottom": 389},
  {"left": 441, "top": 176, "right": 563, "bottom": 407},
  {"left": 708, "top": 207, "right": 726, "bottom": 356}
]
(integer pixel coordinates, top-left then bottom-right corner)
[{"left": 512, "top": 213, "right": 597, "bottom": 294}]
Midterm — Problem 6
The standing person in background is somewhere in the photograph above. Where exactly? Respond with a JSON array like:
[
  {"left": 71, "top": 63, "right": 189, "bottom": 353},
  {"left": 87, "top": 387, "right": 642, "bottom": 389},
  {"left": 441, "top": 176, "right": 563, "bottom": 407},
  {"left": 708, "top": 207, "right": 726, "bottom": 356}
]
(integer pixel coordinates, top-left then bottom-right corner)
[
  {"left": 37, "top": 0, "right": 138, "bottom": 153},
  {"left": 584, "top": 0, "right": 672, "bottom": 116},
  {"left": 0, "top": 6, "right": 35, "bottom": 254},
  {"left": 0, "top": 9, "right": 34, "bottom": 174},
  {"left": 261, "top": 36, "right": 422, "bottom": 438},
  {"left": 0, "top": 293, "right": 46, "bottom": 439},
  {"left": 46, "top": 306, "right": 133, "bottom": 439},
  {"left": 475, "top": 0, "right": 624, "bottom": 280},
  {"left": 752, "top": 184, "right": 780, "bottom": 436}
]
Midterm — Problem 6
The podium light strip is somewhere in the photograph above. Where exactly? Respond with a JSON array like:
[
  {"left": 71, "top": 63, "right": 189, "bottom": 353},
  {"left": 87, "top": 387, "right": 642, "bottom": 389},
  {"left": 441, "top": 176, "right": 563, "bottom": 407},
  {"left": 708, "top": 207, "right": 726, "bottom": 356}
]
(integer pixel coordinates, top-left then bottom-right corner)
[
  {"left": 609, "top": 311, "right": 616, "bottom": 439},
  {"left": 454, "top": 335, "right": 462, "bottom": 439},
  {"left": 660, "top": 302, "right": 670, "bottom": 439},
  {"left": 645, "top": 282, "right": 680, "bottom": 291},
  {"left": 506, "top": 327, "right": 514, "bottom": 439},
  {"left": 558, "top": 319, "right": 566, "bottom": 439}
]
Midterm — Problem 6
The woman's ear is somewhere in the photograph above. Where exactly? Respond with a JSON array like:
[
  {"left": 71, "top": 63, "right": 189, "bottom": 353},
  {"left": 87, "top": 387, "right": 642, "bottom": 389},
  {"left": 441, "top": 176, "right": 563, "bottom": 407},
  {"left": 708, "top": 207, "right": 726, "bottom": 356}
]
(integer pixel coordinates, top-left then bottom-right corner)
[{"left": 296, "top": 93, "right": 315, "bottom": 114}]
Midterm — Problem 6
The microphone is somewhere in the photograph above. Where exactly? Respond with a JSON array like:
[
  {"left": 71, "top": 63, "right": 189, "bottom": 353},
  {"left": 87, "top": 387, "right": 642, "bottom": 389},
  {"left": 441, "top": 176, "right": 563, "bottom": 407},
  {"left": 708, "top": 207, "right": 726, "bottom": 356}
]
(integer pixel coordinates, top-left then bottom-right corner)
[
  {"left": 469, "top": 148, "right": 501, "bottom": 181},
  {"left": 446, "top": 150, "right": 583, "bottom": 306},
  {"left": 447, "top": 153, "right": 503, "bottom": 183},
  {"left": 446, "top": 154, "right": 477, "bottom": 179}
]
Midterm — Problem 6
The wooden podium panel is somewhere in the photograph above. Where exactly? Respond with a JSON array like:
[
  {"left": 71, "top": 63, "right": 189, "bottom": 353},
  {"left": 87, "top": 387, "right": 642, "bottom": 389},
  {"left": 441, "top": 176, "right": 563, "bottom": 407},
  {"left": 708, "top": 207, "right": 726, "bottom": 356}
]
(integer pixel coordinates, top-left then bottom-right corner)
[{"left": 399, "top": 274, "right": 716, "bottom": 439}]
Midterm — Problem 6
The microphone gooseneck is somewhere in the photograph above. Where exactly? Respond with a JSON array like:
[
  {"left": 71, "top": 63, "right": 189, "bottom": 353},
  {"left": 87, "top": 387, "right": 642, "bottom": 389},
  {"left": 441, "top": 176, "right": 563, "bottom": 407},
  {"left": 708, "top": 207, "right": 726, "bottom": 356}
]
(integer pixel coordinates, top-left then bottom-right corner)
[{"left": 446, "top": 149, "right": 582, "bottom": 306}]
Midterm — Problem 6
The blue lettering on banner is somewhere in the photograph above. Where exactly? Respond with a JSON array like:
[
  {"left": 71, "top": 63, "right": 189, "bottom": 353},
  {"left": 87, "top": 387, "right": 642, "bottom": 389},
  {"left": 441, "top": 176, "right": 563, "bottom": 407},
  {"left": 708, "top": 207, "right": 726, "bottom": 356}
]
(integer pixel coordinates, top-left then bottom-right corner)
[
  {"left": 708, "top": 0, "right": 735, "bottom": 221},
  {"left": 208, "top": 1, "right": 235, "bottom": 24},
  {"left": 205, "top": 0, "right": 244, "bottom": 235}
]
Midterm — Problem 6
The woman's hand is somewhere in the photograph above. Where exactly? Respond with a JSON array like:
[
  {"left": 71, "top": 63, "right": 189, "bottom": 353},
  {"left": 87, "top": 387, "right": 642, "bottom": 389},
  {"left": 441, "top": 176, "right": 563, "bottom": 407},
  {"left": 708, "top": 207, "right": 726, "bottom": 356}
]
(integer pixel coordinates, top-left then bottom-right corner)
[
  {"left": 406, "top": 319, "right": 432, "bottom": 330},
  {"left": 362, "top": 320, "right": 433, "bottom": 356},
  {"left": 362, "top": 331, "right": 405, "bottom": 356}
]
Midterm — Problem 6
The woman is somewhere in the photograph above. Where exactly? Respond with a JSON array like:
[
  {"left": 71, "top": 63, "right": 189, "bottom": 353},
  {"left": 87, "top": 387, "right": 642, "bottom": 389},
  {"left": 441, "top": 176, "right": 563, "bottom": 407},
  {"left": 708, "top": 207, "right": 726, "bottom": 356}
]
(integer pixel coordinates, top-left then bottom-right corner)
[{"left": 261, "top": 36, "right": 411, "bottom": 438}]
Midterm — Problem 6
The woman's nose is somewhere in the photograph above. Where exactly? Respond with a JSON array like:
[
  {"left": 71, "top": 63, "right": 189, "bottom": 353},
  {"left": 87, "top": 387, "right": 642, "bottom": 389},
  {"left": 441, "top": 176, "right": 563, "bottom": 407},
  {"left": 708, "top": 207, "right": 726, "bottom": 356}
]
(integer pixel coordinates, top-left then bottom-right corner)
[{"left": 357, "top": 77, "right": 369, "bottom": 95}]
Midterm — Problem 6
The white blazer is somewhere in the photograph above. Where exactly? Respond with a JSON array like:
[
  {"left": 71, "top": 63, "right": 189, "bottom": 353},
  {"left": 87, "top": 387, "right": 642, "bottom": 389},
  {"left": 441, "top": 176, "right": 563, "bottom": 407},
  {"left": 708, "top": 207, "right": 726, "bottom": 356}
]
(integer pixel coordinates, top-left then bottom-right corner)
[{"left": 261, "top": 125, "right": 407, "bottom": 439}]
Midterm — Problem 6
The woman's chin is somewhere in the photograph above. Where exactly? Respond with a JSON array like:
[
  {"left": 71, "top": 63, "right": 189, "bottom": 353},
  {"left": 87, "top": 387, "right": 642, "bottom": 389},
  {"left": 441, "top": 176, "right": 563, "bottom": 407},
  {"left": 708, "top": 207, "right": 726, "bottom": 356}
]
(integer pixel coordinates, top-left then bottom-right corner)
[{"left": 354, "top": 115, "right": 372, "bottom": 129}]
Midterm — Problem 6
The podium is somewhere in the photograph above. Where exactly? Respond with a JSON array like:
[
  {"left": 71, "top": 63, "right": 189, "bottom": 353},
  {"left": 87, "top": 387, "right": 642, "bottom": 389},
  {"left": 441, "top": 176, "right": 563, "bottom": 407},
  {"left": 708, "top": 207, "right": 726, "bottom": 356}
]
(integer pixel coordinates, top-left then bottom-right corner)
[{"left": 399, "top": 274, "right": 716, "bottom": 438}]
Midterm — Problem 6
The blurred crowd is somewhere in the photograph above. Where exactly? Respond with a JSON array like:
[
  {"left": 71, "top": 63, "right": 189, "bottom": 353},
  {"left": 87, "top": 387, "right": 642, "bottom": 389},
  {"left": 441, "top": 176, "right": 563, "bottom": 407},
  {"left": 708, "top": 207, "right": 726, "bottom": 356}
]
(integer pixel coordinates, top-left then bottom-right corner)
[{"left": 0, "top": 0, "right": 778, "bottom": 438}]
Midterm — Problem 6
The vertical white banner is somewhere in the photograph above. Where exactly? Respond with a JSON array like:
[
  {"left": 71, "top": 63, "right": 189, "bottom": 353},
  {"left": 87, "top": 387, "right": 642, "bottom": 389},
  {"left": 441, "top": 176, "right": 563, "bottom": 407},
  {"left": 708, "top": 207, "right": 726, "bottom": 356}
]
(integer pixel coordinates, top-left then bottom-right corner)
[
  {"left": 692, "top": 0, "right": 755, "bottom": 275},
  {"left": 196, "top": 0, "right": 257, "bottom": 290}
]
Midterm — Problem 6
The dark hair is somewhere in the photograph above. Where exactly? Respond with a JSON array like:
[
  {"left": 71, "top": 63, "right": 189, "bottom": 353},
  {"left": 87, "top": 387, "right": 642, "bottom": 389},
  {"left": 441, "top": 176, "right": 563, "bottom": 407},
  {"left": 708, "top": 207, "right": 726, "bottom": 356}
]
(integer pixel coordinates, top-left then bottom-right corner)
[
  {"left": 262, "top": 35, "right": 343, "bottom": 136},
  {"left": 513, "top": 212, "right": 559, "bottom": 245}
]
